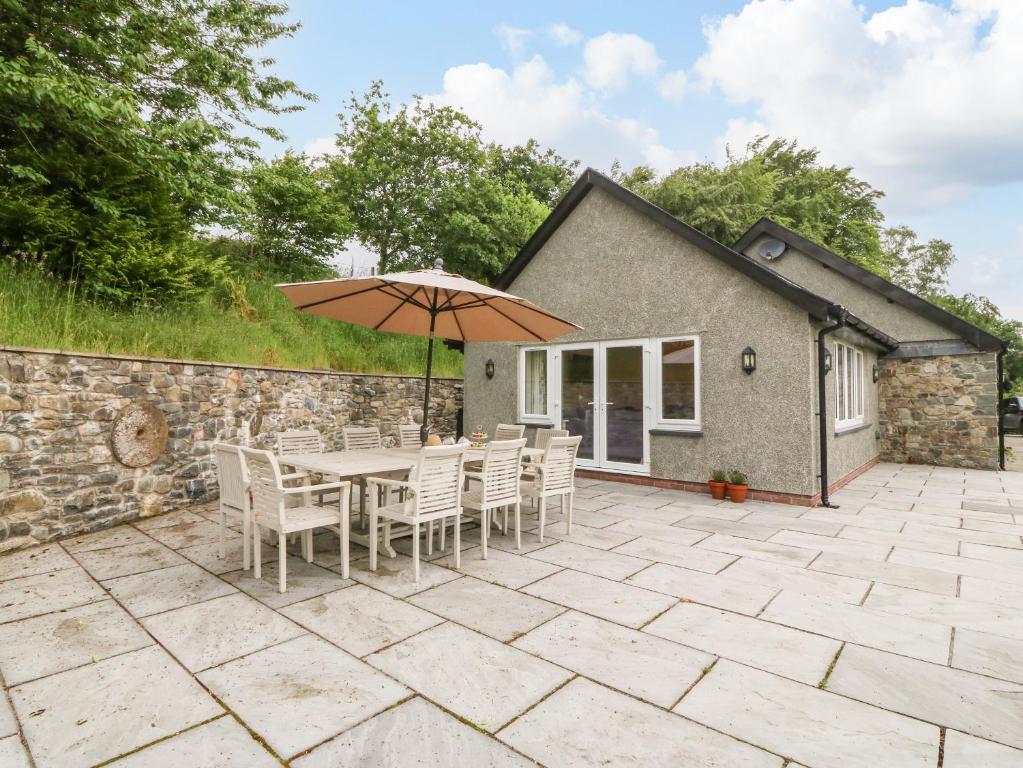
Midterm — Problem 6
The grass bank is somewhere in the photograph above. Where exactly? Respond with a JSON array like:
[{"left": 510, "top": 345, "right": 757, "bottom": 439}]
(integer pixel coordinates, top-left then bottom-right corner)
[{"left": 0, "top": 263, "right": 463, "bottom": 377}]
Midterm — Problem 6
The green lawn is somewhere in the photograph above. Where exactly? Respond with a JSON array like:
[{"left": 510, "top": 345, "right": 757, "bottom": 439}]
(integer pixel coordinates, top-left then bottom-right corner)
[{"left": 0, "top": 263, "right": 463, "bottom": 377}]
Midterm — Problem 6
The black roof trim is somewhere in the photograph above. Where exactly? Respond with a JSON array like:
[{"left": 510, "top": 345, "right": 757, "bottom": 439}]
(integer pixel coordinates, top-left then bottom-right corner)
[
  {"left": 496, "top": 168, "right": 835, "bottom": 322},
  {"left": 886, "top": 339, "right": 983, "bottom": 359},
  {"left": 734, "top": 218, "right": 1006, "bottom": 352}
]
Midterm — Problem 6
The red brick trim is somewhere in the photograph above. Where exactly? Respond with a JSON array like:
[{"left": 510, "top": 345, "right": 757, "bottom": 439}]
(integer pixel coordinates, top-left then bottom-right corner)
[{"left": 576, "top": 455, "right": 880, "bottom": 508}]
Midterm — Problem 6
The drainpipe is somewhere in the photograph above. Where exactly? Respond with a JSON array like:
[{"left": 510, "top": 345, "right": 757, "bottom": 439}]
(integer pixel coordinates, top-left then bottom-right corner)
[
  {"left": 817, "top": 308, "right": 847, "bottom": 508},
  {"left": 997, "top": 349, "right": 1006, "bottom": 471}
]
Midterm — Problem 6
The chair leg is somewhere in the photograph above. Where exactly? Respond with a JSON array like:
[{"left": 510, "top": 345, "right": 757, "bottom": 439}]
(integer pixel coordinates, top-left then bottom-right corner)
[
  {"left": 340, "top": 493, "right": 350, "bottom": 579},
  {"left": 242, "top": 505, "right": 251, "bottom": 571},
  {"left": 440, "top": 517, "right": 447, "bottom": 551},
  {"left": 426, "top": 520, "right": 434, "bottom": 556},
  {"left": 302, "top": 529, "right": 313, "bottom": 563},
  {"left": 412, "top": 522, "right": 421, "bottom": 582},
  {"left": 278, "top": 536, "right": 287, "bottom": 593},
  {"left": 253, "top": 523, "right": 262, "bottom": 579},
  {"left": 454, "top": 513, "right": 461, "bottom": 568},
  {"left": 566, "top": 491, "right": 574, "bottom": 535},
  {"left": 502, "top": 506, "right": 508, "bottom": 534},
  {"left": 218, "top": 503, "right": 226, "bottom": 559},
  {"left": 369, "top": 510, "right": 378, "bottom": 572},
  {"left": 515, "top": 501, "right": 522, "bottom": 550},
  {"left": 538, "top": 497, "right": 546, "bottom": 541},
  {"left": 481, "top": 509, "right": 488, "bottom": 560}
]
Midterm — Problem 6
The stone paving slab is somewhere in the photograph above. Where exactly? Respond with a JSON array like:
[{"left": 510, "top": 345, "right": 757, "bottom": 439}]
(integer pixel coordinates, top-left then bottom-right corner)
[
  {"left": 0, "top": 567, "right": 107, "bottom": 624},
  {"left": 525, "top": 540, "right": 649, "bottom": 580},
  {"left": 677, "top": 660, "right": 939, "bottom": 768},
  {"left": 810, "top": 552, "right": 958, "bottom": 595},
  {"left": 865, "top": 582, "right": 1023, "bottom": 641},
  {"left": 696, "top": 533, "right": 819, "bottom": 567},
  {"left": 836, "top": 525, "right": 959, "bottom": 555},
  {"left": 61, "top": 525, "right": 153, "bottom": 553},
  {"left": 282, "top": 583, "right": 442, "bottom": 656},
  {"left": 523, "top": 568, "right": 677, "bottom": 628},
  {"left": 603, "top": 517, "right": 711, "bottom": 546},
  {"left": 0, "top": 544, "right": 78, "bottom": 581},
  {"left": 611, "top": 535, "right": 737, "bottom": 573},
  {"left": 718, "top": 556, "right": 871, "bottom": 604},
  {"left": 499, "top": 676, "right": 782, "bottom": 767},
  {"left": 74, "top": 540, "right": 188, "bottom": 580},
  {"left": 827, "top": 644, "right": 1023, "bottom": 749},
  {"left": 644, "top": 602, "right": 840, "bottom": 685},
  {"left": 959, "top": 575, "right": 1023, "bottom": 610},
  {"left": 367, "top": 622, "right": 570, "bottom": 731},
  {"left": 198, "top": 634, "right": 409, "bottom": 759},
  {"left": 952, "top": 628, "right": 1023, "bottom": 684},
  {"left": 11, "top": 645, "right": 222, "bottom": 768},
  {"left": 513, "top": 610, "right": 713, "bottom": 707},
  {"left": 0, "top": 735, "right": 31, "bottom": 768},
  {"left": 433, "top": 546, "right": 561, "bottom": 589},
  {"left": 225, "top": 557, "right": 352, "bottom": 608},
  {"left": 942, "top": 730, "right": 1023, "bottom": 767},
  {"left": 292, "top": 697, "right": 534, "bottom": 768},
  {"left": 407, "top": 576, "right": 564, "bottom": 642},
  {"left": 0, "top": 599, "right": 153, "bottom": 686},
  {"left": 145, "top": 518, "right": 237, "bottom": 550},
  {"left": 0, "top": 688, "right": 15, "bottom": 736},
  {"left": 103, "top": 562, "right": 237, "bottom": 618},
  {"left": 626, "top": 561, "right": 778, "bottom": 615},
  {"left": 109, "top": 715, "right": 280, "bottom": 767}
]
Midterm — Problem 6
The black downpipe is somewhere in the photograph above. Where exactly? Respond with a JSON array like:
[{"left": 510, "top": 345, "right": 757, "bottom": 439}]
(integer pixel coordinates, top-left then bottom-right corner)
[
  {"left": 997, "top": 349, "right": 1006, "bottom": 471},
  {"left": 817, "top": 310, "right": 847, "bottom": 508}
]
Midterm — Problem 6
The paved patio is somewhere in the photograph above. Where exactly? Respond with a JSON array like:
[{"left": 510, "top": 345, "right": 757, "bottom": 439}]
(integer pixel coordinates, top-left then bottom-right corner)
[{"left": 2, "top": 463, "right": 1023, "bottom": 767}]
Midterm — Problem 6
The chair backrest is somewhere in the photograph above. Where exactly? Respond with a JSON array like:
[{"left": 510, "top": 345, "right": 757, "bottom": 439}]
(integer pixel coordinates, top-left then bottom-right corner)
[
  {"left": 539, "top": 435, "right": 581, "bottom": 493},
  {"left": 213, "top": 443, "right": 248, "bottom": 511},
  {"left": 277, "top": 429, "right": 323, "bottom": 456},
  {"left": 481, "top": 438, "right": 526, "bottom": 506},
  {"left": 534, "top": 427, "right": 569, "bottom": 452},
  {"left": 410, "top": 444, "right": 465, "bottom": 516},
  {"left": 398, "top": 424, "right": 423, "bottom": 448},
  {"left": 239, "top": 447, "right": 285, "bottom": 527},
  {"left": 344, "top": 425, "right": 382, "bottom": 451},
  {"left": 494, "top": 423, "right": 525, "bottom": 441}
]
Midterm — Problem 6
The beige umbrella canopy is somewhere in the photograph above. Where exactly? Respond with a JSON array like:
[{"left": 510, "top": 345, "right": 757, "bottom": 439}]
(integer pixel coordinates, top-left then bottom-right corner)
[{"left": 277, "top": 259, "right": 580, "bottom": 439}]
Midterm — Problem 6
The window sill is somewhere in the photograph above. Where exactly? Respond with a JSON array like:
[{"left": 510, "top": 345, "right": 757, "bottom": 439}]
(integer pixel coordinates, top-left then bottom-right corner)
[
  {"left": 835, "top": 421, "right": 872, "bottom": 437},
  {"left": 649, "top": 428, "right": 703, "bottom": 437},
  {"left": 517, "top": 420, "right": 554, "bottom": 428}
]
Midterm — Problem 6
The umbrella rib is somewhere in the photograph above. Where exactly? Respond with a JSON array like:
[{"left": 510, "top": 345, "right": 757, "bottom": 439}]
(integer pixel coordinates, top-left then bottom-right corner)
[
  {"left": 373, "top": 285, "right": 431, "bottom": 331},
  {"left": 469, "top": 295, "right": 546, "bottom": 341},
  {"left": 376, "top": 284, "right": 432, "bottom": 312},
  {"left": 483, "top": 294, "right": 580, "bottom": 326},
  {"left": 293, "top": 281, "right": 385, "bottom": 311}
]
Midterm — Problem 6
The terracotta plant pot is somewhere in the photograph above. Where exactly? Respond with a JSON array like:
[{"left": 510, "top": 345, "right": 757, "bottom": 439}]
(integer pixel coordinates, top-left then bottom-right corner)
[
  {"left": 708, "top": 480, "right": 727, "bottom": 500},
  {"left": 726, "top": 483, "right": 749, "bottom": 503}
]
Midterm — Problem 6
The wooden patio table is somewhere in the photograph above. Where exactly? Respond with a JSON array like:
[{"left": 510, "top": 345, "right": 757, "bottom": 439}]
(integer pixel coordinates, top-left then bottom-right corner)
[{"left": 278, "top": 445, "right": 545, "bottom": 556}]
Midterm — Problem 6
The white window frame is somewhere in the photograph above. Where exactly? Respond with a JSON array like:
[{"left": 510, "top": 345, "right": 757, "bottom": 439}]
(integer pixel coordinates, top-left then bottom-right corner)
[
  {"left": 517, "top": 346, "right": 552, "bottom": 424},
  {"left": 652, "top": 335, "right": 702, "bottom": 432},
  {"left": 834, "top": 341, "right": 865, "bottom": 431}
]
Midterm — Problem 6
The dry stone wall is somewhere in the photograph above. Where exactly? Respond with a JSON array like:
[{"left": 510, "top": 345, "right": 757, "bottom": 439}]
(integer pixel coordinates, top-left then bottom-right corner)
[
  {"left": 0, "top": 347, "right": 462, "bottom": 552},
  {"left": 878, "top": 352, "right": 999, "bottom": 469}
]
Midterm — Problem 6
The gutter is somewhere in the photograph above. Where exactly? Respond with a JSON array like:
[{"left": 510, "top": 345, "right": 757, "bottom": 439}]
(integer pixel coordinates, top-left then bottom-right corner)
[
  {"left": 817, "top": 308, "right": 848, "bottom": 508},
  {"left": 997, "top": 349, "right": 1006, "bottom": 471}
]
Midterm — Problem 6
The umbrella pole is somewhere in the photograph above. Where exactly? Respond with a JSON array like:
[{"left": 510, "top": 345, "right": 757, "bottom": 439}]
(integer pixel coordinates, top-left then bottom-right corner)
[{"left": 420, "top": 310, "right": 436, "bottom": 444}]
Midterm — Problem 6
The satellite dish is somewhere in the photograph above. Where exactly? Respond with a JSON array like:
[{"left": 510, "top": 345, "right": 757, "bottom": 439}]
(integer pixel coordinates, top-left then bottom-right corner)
[{"left": 757, "top": 238, "right": 787, "bottom": 261}]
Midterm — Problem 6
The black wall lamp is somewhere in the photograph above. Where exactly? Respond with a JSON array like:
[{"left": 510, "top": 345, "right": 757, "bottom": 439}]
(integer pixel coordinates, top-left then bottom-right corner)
[
  {"left": 741, "top": 347, "right": 757, "bottom": 374},
  {"left": 485, "top": 359, "right": 495, "bottom": 379},
  {"left": 823, "top": 349, "right": 833, "bottom": 374}
]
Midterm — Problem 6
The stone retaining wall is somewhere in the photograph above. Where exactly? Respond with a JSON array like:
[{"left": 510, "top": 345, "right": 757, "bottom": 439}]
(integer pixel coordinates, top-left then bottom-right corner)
[
  {"left": 878, "top": 352, "right": 999, "bottom": 469},
  {"left": 0, "top": 347, "right": 462, "bottom": 552}
]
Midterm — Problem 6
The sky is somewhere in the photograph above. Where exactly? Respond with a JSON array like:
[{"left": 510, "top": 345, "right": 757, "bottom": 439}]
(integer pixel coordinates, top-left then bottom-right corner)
[{"left": 259, "top": 0, "right": 1023, "bottom": 321}]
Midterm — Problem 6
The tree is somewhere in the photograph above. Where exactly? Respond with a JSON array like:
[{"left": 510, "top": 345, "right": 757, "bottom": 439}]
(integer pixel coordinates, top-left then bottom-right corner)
[
  {"left": 330, "top": 83, "right": 576, "bottom": 282},
  {"left": 879, "top": 226, "right": 955, "bottom": 299},
  {"left": 0, "top": 0, "right": 309, "bottom": 301},
  {"left": 934, "top": 294, "right": 1023, "bottom": 392},
  {"left": 234, "top": 154, "right": 352, "bottom": 280},
  {"left": 613, "top": 137, "right": 887, "bottom": 273}
]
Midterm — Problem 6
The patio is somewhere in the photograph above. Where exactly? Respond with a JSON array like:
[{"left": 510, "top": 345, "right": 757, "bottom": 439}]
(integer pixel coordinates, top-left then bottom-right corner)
[{"left": 2, "top": 463, "right": 1023, "bottom": 767}]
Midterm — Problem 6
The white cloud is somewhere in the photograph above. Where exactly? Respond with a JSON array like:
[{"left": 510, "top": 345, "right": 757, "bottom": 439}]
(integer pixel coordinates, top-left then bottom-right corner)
[
  {"left": 428, "top": 55, "right": 690, "bottom": 173},
  {"left": 657, "top": 69, "right": 689, "bottom": 102},
  {"left": 694, "top": 0, "right": 1023, "bottom": 211},
  {"left": 495, "top": 25, "right": 532, "bottom": 55},
  {"left": 302, "top": 136, "right": 339, "bottom": 157},
  {"left": 583, "top": 32, "right": 662, "bottom": 90},
  {"left": 546, "top": 23, "right": 582, "bottom": 46}
]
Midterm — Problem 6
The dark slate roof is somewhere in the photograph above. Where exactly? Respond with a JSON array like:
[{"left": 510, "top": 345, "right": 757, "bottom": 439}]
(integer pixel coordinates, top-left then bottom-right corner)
[
  {"left": 734, "top": 217, "right": 1006, "bottom": 352},
  {"left": 495, "top": 168, "right": 898, "bottom": 351}
]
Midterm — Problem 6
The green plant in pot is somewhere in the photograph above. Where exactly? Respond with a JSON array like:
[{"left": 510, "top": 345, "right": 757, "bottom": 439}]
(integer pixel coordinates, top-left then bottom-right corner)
[
  {"left": 708, "top": 469, "right": 728, "bottom": 500},
  {"left": 726, "top": 469, "right": 749, "bottom": 503}
]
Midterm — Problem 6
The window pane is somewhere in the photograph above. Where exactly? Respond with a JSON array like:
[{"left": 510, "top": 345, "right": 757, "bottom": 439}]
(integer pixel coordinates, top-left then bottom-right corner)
[
  {"left": 661, "top": 339, "right": 696, "bottom": 420},
  {"left": 836, "top": 343, "right": 845, "bottom": 420},
  {"left": 855, "top": 351, "right": 863, "bottom": 417},
  {"left": 524, "top": 350, "right": 547, "bottom": 415}
]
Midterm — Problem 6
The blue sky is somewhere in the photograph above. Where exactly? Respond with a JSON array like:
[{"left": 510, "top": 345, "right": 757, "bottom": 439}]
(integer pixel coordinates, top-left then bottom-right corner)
[{"left": 262, "top": 0, "right": 1023, "bottom": 321}]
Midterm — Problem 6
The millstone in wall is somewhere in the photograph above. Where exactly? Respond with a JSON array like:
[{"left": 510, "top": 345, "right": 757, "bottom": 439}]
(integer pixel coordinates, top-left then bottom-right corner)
[{"left": 110, "top": 402, "right": 168, "bottom": 468}]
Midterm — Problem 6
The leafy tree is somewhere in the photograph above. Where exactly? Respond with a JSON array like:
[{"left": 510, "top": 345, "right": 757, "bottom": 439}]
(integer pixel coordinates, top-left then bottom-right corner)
[
  {"left": 330, "top": 83, "right": 576, "bottom": 282},
  {"left": 934, "top": 294, "right": 1023, "bottom": 392},
  {"left": 879, "top": 226, "right": 955, "bottom": 299},
  {"left": 234, "top": 154, "right": 352, "bottom": 280},
  {"left": 0, "top": 0, "right": 309, "bottom": 301}
]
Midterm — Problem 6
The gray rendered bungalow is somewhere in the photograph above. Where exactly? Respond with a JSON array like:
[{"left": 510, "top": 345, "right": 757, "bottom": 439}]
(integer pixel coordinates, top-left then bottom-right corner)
[{"left": 463, "top": 169, "right": 1007, "bottom": 505}]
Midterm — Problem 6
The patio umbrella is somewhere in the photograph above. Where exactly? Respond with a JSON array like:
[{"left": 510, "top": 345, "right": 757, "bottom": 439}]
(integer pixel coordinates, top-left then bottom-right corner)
[{"left": 276, "top": 259, "right": 580, "bottom": 441}]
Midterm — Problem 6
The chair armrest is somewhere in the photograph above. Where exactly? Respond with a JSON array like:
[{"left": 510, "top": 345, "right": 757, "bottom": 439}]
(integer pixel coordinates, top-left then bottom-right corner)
[
  {"left": 281, "top": 471, "right": 309, "bottom": 482},
  {"left": 366, "top": 476, "right": 415, "bottom": 491},
  {"left": 463, "top": 470, "right": 483, "bottom": 481},
  {"left": 282, "top": 481, "right": 351, "bottom": 495}
]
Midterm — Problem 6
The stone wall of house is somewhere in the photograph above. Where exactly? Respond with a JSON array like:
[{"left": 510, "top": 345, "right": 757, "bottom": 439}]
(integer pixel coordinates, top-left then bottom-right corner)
[
  {"left": 878, "top": 352, "right": 999, "bottom": 469},
  {"left": 0, "top": 347, "right": 462, "bottom": 553}
]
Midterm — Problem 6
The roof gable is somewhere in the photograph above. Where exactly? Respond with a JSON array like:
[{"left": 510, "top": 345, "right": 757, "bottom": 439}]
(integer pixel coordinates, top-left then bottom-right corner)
[{"left": 734, "top": 218, "right": 1005, "bottom": 352}]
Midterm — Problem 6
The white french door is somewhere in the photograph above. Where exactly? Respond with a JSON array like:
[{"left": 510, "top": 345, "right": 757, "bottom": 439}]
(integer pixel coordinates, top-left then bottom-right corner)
[{"left": 552, "top": 341, "right": 651, "bottom": 475}]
